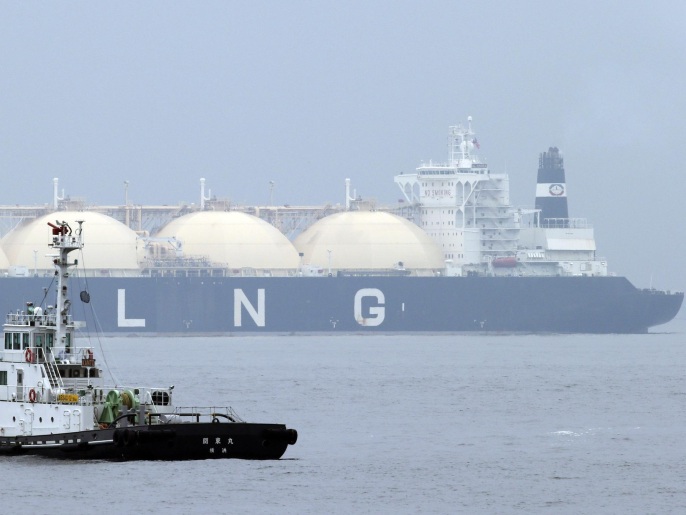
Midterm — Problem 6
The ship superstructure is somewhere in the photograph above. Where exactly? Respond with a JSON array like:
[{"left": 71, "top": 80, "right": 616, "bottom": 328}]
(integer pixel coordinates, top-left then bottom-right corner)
[
  {"left": 395, "top": 117, "right": 515, "bottom": 272},
  {"left": 395, "top": 118, "right": 606, "bottom": 277}
]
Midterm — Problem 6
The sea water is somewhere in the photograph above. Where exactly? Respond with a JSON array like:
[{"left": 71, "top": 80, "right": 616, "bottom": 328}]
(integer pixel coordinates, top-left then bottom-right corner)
[{"left": 2, "top": 319, "right": 686, "bottom": 514}]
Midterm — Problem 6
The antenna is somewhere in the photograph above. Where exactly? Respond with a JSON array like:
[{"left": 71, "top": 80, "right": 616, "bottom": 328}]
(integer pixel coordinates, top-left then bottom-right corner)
[
  {"left": 53, "top": 178, "right": 65, "bottom": 210},
  {"left": 200, "top": 178, "right": 212, "bottom": 210},
  {"left": 124, "top": 181, "right": 130, "bottom": 227},
  {"left": 345, "top": 179, "right": 353, "bottom": 210}
]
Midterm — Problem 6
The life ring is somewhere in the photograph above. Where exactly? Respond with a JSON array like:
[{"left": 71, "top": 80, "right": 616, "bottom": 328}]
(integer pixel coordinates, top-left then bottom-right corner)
[
  {"left": 28, "top": 389, "right": 37, "bottom": 403},
  {"left": 24, "top": 348, "right": 33, "bottom": 363}
]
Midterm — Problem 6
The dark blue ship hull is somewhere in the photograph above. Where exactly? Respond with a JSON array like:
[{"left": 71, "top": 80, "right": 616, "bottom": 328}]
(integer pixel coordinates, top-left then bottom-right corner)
[{"left": 1, "top": 276, "right": 682, "bottom": 334}]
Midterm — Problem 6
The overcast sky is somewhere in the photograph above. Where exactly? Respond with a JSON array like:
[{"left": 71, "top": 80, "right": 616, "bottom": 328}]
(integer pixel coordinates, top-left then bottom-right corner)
[{"left": 1, "top": 1, "right": 685, "bottom": 293}]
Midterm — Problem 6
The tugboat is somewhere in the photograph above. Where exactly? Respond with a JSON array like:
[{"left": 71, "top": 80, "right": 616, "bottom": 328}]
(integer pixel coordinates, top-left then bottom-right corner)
[{"left": 0, "top": 221, "right": 297, "bottom": 460}]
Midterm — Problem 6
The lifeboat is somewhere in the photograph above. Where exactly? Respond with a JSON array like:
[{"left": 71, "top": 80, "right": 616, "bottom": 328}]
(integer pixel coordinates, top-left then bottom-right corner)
[{"left": 492, "top": 256, "right": 517, "bottom": 268}]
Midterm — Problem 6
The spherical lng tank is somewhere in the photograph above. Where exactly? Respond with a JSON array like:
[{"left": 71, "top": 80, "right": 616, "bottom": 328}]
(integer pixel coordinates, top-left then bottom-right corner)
[
  {"left": 155, "top": 211, "right": 300, "bottom": 272},
  {"left": 1, "top": 211, "right": 143, "bottom": 275},
  {"left": 293, "top": 211, "right": 444, "bottom": 272}
]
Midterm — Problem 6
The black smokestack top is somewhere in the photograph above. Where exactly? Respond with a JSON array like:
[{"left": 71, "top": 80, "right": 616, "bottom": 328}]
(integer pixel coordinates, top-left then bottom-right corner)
[{"left": 535, "top": 147, "right": 568, "bottom": 225}]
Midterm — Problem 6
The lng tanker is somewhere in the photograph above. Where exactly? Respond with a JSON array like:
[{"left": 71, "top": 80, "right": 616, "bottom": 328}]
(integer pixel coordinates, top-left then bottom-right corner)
[{"left": 0, "top": 119, "right": 682, "bottom": 334}]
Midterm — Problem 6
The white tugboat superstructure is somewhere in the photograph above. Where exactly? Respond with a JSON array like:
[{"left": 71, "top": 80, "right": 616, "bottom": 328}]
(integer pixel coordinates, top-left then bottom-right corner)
[{"left": 0, "top": 220, "right": 110, "bottom": 437}]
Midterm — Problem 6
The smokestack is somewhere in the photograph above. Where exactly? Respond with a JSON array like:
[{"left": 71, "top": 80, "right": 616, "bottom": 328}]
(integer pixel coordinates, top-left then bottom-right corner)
[{"left": 535, "top": 147, "right": 568, "bottom": 226}]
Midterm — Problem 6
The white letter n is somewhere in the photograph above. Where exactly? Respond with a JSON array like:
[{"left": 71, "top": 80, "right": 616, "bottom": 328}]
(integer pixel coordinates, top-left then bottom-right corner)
[{"left": 234, "top": 289, "right": 265, "bottom": 327}]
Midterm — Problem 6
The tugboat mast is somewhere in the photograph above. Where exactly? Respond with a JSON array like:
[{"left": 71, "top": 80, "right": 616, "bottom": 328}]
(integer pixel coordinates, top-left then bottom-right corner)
[{"left": 47, "top": 220, "right": 83, "bottom": 353}]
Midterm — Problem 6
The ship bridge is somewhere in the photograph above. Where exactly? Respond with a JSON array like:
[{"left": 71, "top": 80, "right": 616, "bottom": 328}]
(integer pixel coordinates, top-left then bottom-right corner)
[{"left": 394, "top": 118, "right": 516, "bottom": 267}]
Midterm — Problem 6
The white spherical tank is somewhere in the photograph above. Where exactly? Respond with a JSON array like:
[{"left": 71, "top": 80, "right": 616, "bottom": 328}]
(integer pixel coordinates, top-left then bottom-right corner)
[
  {"left": 156, "top": 211, "right": 300, "bottom": 270},
  {"left": 1, "top": 211, "right": 143, "bottom": 274},
  {"left": 294, "top": 211, "right": 444, "bottom": 271}
]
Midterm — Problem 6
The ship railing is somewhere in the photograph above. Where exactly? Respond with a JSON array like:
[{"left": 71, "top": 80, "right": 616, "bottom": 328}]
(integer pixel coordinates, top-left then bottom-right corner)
[
  {"left": 71, "top": 384, "right": 178, "bottom": 411},
  {"left": 13, "top": 383, "right": 163, "bottom": 408},
  {"left": 49, "top": 346, "right": 97, "bottom": 366},
  {"left": 1, "top": 384, "right": 79, "bottom": 404},
  {"left": 335, "top": 269, "right": 412, "bottom": 277},
  {"left": 640, "top": 287, "right": 682, "bottom": 295},
  {"left": 171, "top": 406, "right": 245, "bottom": 423},
  {"left": 539, "top": 218, "right": 590, "bottom": 229},
  {"left": 4, "top": 311, "right": 60, "bottom": 326},
  {"left": 0, "top": 384, "right": 32, "bottom": 402},
  {"left": 24, "top": 384, "right": 137, "bottom": 408},
  {"left": 18, "top": 386, "right": 97, "bottom": 406},
  {"left": 0, "top": 384, "right": 27, "bottom": 402},
  {"left": 140, "top": 266, "right": 298, "bottom": 278},
  {"left": 4, "top": 346, "right": 52, "bottom": 364}
]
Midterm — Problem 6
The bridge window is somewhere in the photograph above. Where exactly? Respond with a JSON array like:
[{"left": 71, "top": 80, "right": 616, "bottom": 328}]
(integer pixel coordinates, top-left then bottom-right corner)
[
  {"left": 4, "top": 333, "right": 10, "bottom": 350},
  {"left": 22, "top": 334, "right": 29, "bottom": 349},
  {"left": 13, "top": 333, "right": 20, "bottom": 350},
  {"left": 0, "top": 371, "right": 6, "bottom": 385}
]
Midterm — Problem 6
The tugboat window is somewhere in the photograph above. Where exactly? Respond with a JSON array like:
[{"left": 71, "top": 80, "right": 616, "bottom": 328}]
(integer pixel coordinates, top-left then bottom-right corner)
[
  {"left": 4, "top": 333, "right": 10, "bottom": 350},
  {"left": 22, "top": 333, "right": 29, "bottom": 349},
  {"left": 0, "top": 371, "right": 7, "bottom": 385},
  {"left": 13, "top": 333, "right": 20, "bottom": 350},
  {"left": 16, "top": 370, "right": 23, "bottom": 401},
  {"left": 152, "top": 391, "right": 170, "bottom": 406}
]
